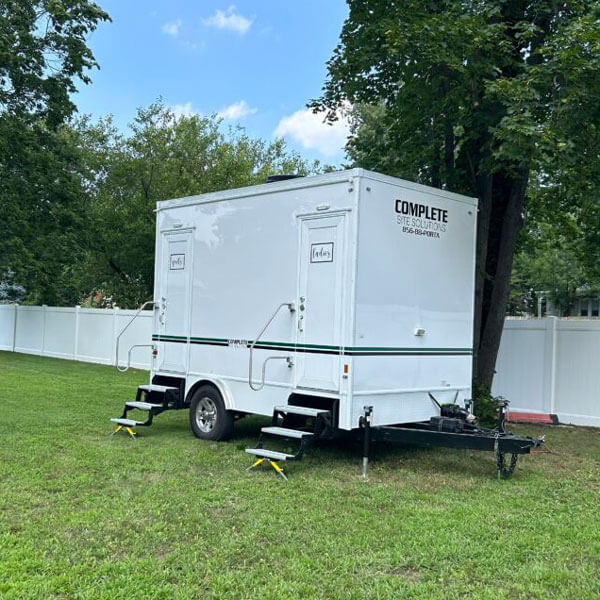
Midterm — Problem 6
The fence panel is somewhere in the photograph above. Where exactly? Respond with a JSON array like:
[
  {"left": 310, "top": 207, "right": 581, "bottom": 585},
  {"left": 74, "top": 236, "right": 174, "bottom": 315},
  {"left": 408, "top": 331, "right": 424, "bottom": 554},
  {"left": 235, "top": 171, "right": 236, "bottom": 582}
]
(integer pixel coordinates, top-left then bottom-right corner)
[
  {"left": 14, "top": 306, "right": 44, "bottom": 355},
  {"left": 494, "top": 317, "right": 600, "bottom": 427},
  {"left": 553, "top": 320, "right": 600, "bottom": 427},
  {"left": 0, "top": 305, "right": 16, "bottom": 351},
  {"left": 0, "top": 305, "right": 154, "bottom": 370},
  {"left": 43, "top": 307, "right": 76, "bottom": 360},
  {"left": 77, "top": 309, "right": 117, "bottom": 365}
]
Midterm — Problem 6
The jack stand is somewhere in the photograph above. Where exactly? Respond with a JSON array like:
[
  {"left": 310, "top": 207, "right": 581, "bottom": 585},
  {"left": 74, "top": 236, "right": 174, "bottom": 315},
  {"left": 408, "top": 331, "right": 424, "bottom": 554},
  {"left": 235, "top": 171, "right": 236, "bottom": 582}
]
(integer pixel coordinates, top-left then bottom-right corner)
[
  {"left": 111, "top": 425, "right": 137, "bottom": 440},
  {"left": 246, "top": 457, "right": 288, "bottom": 481},
  {"left": 360, "top": 406, "right": 373, "bottom": 480}
]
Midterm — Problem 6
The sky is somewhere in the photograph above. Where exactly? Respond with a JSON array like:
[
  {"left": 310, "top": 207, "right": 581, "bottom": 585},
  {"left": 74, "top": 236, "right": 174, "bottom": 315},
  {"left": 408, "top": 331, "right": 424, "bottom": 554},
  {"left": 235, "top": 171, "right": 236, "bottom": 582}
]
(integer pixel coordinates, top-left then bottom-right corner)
[{"left": 75, "top": 1, "right": 351, "bottom": 164}]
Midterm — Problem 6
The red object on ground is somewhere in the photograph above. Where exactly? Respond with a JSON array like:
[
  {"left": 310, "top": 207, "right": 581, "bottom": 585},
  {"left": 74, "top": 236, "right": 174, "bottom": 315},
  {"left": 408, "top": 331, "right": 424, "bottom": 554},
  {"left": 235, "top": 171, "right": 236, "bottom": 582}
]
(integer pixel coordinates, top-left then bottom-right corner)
[{"left": 507, "top": 411, "right": 558, "bottom": 425}]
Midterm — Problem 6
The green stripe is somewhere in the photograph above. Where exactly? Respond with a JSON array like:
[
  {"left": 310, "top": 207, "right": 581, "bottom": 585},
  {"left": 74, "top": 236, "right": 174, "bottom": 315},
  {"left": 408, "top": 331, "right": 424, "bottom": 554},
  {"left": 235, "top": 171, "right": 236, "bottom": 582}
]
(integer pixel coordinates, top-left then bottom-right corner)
[{"left": 152, "top": 334, "right": 471, "bottom": 354}]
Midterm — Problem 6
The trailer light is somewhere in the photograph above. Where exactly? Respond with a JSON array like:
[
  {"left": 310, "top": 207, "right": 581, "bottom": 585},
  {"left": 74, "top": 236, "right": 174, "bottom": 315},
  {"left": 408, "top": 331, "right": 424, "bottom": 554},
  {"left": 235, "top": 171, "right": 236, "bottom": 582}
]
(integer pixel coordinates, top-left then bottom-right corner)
[
  {"left": 343, "top": 364, "right": 349, "bottom": 374},
  {"left": 152, "top": 347, "right": 158, "bottom": 357}
]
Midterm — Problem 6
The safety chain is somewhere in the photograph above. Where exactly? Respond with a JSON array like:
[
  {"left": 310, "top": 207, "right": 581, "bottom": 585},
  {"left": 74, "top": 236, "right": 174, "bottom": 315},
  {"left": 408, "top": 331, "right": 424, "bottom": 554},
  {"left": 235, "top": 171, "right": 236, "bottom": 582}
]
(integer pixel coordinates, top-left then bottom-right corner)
[{"left": 496, "top": 449, "right": 519, "bottom": 479}]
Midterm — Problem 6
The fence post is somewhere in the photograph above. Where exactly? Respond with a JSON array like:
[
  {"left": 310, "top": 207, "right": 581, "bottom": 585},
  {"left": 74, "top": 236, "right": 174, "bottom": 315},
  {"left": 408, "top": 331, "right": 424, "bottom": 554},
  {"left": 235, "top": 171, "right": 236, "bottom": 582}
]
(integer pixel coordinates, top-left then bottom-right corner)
[
  {"left": 41, "top": 304, "right": 47, "bottom": 356},
  {"left": 549, "top": 316, "right": 558, "bottom": 416},
  {"left": 74, "top": 305, "right": 81, "bottom": 360},
  {"left": 542, "top": 317, "right": 558, "bottom": 415},
  {"left": 12, "top": 303, "right": 18, "bottom": 352},
  {"left": 113, "top": 306, "right": 119, "bottom": 366}
]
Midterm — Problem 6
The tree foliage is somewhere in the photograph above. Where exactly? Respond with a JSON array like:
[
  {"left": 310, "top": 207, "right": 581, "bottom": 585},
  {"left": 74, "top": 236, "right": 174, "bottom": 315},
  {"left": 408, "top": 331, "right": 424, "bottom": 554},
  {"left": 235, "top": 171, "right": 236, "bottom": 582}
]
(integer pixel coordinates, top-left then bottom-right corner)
[
  {"left": 511, "top": 217, "right": 588, "bottom": 315},
  {"left": 313, "top": 0, "right": 600, "bottom": 388},
  {"left": 0, "top": 0, "right": 109, "bottom": 124},
  {"left": 0, "top": 0, "right": 110, "bottom": 303}
]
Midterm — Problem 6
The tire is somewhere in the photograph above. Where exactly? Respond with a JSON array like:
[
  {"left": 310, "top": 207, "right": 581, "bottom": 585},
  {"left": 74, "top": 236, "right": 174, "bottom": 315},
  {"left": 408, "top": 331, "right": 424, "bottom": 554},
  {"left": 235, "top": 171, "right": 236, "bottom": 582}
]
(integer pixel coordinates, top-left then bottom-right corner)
[{"left": 189, "top": 385, "right": 234, "bottom": 441}]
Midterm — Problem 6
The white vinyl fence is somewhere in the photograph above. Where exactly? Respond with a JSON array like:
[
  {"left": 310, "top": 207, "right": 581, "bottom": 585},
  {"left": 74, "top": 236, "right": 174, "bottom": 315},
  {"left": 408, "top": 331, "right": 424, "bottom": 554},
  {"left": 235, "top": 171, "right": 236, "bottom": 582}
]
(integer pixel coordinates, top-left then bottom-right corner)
[
  {"left": 1, "top": 306, "right": 599, "bottom": 426},
  {"left": 0, "top": 304, "right": 153, "bottom": 370},
  {"left": 493, "top": 317, "right": 600, "bottom": 427}
]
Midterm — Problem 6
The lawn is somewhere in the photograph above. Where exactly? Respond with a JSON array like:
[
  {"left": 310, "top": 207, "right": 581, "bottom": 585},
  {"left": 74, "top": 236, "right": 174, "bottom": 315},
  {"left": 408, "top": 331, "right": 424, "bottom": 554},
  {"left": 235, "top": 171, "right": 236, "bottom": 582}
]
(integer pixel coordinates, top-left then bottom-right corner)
[{"left": 1, "top": 352, "right": 599, "bottom": 599}]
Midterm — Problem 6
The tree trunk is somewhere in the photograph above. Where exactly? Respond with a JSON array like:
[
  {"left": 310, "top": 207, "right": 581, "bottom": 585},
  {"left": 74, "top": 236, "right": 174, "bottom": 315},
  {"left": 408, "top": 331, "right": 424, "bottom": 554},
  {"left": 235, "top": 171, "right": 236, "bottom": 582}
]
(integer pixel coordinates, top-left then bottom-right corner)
[
  {"left": 475, "top": 172, "right": 529, "bottom": 389},
  {"left": 472, "top": 173, "right": 493, "bottom": 380}
]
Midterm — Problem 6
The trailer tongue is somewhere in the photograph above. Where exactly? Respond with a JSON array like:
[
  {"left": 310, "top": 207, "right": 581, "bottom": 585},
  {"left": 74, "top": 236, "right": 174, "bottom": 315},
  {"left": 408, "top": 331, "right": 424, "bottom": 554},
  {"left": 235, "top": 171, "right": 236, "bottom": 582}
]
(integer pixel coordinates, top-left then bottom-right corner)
[{"left": 362, "top": 402, "right": 544, "bottom": 480}]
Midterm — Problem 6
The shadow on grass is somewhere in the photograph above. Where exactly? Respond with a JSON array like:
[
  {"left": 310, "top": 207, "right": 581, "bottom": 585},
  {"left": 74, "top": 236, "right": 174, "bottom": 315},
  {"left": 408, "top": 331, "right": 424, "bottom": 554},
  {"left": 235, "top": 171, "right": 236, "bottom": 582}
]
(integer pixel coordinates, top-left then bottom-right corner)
[
  {"left": 230, "top": 414, "right": 502, "bottom": 480},
  {"left": 116, "top": 410, "right": 548, "bottom": 481}
]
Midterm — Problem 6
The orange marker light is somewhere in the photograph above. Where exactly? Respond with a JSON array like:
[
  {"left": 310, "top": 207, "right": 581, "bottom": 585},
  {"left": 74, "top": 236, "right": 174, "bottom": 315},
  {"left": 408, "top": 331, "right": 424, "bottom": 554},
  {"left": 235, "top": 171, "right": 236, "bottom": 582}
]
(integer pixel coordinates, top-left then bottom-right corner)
[{"left": 343, "top": 364, "right": 349, "bottom": 374}]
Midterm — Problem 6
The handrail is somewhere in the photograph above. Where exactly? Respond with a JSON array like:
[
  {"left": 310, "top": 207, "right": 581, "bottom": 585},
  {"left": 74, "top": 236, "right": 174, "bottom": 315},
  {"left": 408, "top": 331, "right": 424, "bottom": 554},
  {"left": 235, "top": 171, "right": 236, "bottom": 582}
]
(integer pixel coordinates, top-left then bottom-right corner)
[
  {"left": 248, "top": 301, "right": 295, "bottom": 391},
  {"left": 120, "top": 344, "right": 155, "bottom": 372},
  {"left": 115, "top": 300, "right": 157, "bottom": 372}
]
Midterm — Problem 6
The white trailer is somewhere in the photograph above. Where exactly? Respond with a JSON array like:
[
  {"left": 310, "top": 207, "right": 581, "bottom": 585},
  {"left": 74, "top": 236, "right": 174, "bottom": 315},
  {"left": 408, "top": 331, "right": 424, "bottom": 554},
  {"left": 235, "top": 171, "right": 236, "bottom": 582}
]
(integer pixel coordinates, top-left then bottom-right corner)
[{"left": 111, "top": 169, "right": 541, "bottom": 478}]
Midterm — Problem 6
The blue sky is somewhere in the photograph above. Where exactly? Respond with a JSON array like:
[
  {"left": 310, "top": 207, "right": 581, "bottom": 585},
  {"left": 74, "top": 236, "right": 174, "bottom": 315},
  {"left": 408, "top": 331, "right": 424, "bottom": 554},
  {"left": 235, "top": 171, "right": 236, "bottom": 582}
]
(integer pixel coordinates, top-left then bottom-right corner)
[{"left": 75, "top": 1, "right": 350, "bottom": 164}]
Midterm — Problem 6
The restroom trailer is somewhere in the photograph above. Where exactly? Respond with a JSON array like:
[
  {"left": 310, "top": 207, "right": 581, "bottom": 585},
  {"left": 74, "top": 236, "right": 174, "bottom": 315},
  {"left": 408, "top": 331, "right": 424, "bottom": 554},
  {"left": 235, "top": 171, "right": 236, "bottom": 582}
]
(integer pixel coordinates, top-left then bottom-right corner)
[{"left": 112, "top": 169, "right": 542, "bottom": 478}]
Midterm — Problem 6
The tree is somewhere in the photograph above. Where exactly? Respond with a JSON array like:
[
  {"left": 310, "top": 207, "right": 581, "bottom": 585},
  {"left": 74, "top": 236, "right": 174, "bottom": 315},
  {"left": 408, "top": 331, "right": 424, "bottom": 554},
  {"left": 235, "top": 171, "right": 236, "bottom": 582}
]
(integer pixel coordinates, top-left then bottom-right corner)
[
  {"left": 510, "top": 217, "right": 589, "bottom": 316},
  {"left": 68, "top": 102, "right": 321, "bottom": 307},
  {"left": 0, "top": 0, "right": 110, "bottom": 302},
  {"left": 312, "top": 0, "right": 600, "bottom": 390}
]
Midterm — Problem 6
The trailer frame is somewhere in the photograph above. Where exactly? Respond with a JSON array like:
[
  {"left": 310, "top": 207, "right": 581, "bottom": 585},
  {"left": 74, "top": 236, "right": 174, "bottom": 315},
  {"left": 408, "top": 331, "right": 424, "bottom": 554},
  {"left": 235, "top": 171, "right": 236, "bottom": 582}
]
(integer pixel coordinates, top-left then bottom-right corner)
[{"left": 359, "top": 401, "right": 544, "bottom": 479}]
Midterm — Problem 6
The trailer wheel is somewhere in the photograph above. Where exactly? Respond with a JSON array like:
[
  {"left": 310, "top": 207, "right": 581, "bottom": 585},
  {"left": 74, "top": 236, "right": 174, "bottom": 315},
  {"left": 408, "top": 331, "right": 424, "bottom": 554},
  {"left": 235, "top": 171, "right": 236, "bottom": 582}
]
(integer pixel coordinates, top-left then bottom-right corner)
[{"left": 189, "top": 385, "right": 234, "bottom": 441}]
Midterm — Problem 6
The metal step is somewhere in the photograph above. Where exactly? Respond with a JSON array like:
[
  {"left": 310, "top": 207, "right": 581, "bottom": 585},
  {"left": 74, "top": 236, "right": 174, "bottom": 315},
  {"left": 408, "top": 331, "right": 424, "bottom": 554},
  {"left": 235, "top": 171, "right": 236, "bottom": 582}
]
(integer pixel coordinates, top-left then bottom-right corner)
[
  {"left": 261, "top": 426, "right": 314, "bottom": 439},
  {"left": 274, "top": 405, "right": 329, "bottom": 418},
  {"left": 125, "top": 401, "right": 164, "bottom": 411},
  {"left": 110, "top": 417, "right": 145, "bottom": 427},
  {"left": 138, "top": 384, "right": 178, "bottom": 393},
  {"left": 245, "top": 448, "right": 295, "bottom": 461}
]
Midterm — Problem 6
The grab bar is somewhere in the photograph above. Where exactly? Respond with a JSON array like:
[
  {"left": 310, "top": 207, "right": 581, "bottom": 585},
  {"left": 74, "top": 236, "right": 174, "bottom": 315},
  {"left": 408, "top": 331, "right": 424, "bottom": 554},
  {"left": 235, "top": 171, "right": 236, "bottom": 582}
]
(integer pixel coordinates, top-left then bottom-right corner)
[
  {"left": 119, "top": 344, "right": 155, "bottom": 373},
  {"left": 115, "top": 300, "right": 157, "bottom": 372},
  {"left": 248, "top": 302, "right": 295, "bottom": 391}
]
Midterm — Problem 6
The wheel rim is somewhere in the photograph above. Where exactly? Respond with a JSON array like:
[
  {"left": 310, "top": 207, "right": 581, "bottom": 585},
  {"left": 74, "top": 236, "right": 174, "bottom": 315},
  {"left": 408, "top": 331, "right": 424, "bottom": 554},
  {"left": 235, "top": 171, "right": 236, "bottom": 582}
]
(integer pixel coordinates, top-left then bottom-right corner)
[{"left": 195, "top": 396, "right": 217, "bottom": 433}]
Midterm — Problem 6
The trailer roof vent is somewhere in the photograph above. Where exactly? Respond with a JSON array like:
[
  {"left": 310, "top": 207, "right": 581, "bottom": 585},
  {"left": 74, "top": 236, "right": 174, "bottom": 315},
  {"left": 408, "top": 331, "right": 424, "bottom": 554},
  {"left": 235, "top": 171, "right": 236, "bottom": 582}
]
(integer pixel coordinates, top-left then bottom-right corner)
[{"left": 266, "top": 174, "right": 304, "bottom": 184}]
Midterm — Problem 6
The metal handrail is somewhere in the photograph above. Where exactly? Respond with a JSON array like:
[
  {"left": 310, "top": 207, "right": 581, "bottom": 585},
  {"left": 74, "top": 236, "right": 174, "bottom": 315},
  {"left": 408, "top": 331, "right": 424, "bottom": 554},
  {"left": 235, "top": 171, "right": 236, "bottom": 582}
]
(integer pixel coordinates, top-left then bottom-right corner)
[
  {"left": 248, "top": 301, "right": 295, "bottom": 391},
  {"left": 119, "top": 344, "right": 155, "bottom": 373},
  {"left": 115, "top": 300, "right": 157, "bottom": 372}
]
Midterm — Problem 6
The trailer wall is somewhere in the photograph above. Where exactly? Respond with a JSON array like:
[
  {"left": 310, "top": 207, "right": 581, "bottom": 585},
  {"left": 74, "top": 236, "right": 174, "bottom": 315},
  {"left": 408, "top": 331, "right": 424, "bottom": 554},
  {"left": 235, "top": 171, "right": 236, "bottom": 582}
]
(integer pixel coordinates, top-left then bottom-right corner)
[{"left": 350, "top": 175, "right": 477, "bottom": 427}]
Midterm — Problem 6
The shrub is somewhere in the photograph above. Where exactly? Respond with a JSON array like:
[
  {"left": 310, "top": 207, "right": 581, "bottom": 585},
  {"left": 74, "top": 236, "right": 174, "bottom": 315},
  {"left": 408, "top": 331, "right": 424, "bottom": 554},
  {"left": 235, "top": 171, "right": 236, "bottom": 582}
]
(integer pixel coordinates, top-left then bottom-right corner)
[{"left": 473, "top": 384, "right": 503, "bottom": 428}]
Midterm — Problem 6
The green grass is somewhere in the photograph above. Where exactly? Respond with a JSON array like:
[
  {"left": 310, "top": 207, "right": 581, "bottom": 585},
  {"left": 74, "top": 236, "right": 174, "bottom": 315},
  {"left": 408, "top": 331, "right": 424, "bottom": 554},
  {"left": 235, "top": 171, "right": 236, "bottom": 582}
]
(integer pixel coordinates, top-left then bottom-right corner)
[{"left": 1, "top": 352, "right": 599, "bottom": 599}]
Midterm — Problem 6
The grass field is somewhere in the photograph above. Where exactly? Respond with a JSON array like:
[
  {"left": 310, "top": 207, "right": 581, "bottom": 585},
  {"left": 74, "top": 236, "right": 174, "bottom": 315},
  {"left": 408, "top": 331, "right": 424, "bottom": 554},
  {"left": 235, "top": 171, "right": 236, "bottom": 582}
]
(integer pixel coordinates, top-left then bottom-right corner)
[{"left": 1, "top": 352, "right": 599, "bottom": 599}]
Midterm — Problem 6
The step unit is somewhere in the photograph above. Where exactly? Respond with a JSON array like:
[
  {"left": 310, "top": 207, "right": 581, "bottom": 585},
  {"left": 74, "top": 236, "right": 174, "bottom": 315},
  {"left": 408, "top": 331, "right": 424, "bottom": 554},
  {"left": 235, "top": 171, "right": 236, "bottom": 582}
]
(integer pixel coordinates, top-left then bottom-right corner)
[
  {"left": 138, "top": 384, "right": 178, "bottom": 394},
  {"left": 245, "top": 403, "right": 333, "bottom": 480},
  {"left": 110, "top": 417, "right": 145, "bottom": 427},
  {"left": 125, "top": 401, "right": 164, "bottom": 411},
  {"left": 274, "top": 405, "right": 329, "bottom": 418},
  {"left": 109, "top": 383, "right": 181, "bottom": 437},
  {"left": 260, "top": 426, "right": 314, "bottom": 439},
  {"left": 245, "top": 448, "right": 296, "bottom": 461}
]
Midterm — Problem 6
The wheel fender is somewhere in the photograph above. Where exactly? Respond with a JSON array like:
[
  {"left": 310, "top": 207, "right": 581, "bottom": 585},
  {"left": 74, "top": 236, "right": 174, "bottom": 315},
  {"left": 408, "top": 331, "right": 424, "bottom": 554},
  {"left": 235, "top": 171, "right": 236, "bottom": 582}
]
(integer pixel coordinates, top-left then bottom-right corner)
[
  {"left": 186, "top": 377, "right": 234, "bottom": 411},
  {"left": 211, "top": 378, "right": 234, "bottom": 411}
]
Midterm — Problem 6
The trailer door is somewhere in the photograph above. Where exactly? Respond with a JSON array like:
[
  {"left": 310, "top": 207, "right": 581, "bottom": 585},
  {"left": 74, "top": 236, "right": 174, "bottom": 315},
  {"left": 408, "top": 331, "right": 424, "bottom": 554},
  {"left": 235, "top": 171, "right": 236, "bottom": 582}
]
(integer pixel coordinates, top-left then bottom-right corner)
[
  {"left": 157, "top": 230, "right": 193, "bottom": 373},
  {"left": 295, "top": 213, "right": 346, "bottom": 391}
]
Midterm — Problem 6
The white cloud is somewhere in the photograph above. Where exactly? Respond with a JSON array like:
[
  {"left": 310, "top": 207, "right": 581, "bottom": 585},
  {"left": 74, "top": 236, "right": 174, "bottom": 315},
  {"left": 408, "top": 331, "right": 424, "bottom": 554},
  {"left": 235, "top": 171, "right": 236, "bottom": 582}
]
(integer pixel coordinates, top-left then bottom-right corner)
[
  {"left": 217, "top": 100, "right": 257, "bottom": 120},
  {"left": 170, "top": 102, "right": 197, "bottom": 119},
  {"left": 202, "top": 6, "right": 253, "bottom": 35},
  {"left": 162, "top": 19, "right": 182, "bottom": 36},
  {"left": 274, "top": 106, "right": 350, "bottom": 157}
]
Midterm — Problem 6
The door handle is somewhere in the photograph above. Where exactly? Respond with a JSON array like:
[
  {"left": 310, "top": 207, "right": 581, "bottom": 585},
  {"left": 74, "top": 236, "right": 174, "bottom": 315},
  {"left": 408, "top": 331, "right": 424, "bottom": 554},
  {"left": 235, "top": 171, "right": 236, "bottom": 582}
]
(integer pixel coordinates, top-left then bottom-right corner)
[
  {"left": 159, "top": 296, "right": 167, "bottom": 325},
  {"left": 298, "top": 296, "right": 305, "bottom": 331}
]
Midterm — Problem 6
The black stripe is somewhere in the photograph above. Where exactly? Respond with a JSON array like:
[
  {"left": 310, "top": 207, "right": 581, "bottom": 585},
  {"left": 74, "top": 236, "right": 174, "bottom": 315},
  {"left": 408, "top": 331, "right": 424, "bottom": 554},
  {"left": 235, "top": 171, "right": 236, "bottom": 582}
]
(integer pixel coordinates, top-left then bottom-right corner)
[{"left": 153, "top": 336, "right": 471, "bottom": 356}]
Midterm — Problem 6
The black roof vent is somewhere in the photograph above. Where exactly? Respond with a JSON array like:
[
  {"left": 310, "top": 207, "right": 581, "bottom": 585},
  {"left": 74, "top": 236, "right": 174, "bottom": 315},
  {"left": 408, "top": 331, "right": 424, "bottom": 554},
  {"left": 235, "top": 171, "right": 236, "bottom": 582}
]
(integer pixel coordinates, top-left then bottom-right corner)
[{"left": 266, "top": 174, "right": 304, "bottom": 184}]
